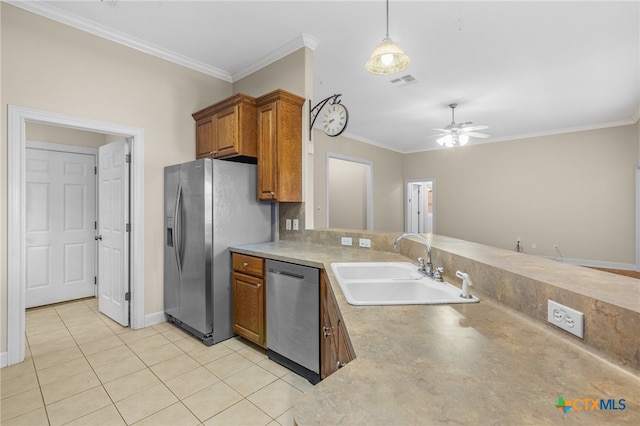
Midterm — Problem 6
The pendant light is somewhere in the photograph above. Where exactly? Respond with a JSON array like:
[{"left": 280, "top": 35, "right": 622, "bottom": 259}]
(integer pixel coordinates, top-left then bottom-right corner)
[{"left": 365, "top": 0, "right": 410, "bottom": 75}]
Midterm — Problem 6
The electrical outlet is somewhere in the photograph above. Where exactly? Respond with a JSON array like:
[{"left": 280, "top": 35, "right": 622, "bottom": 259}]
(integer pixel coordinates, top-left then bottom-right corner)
[
  {"left": 359, "top": 238, "right": 371, "bottom": 248},
  {"left": 285, "top": 219, "right": 292, "bottom": 230},
  {"left": 341, "top": 237, "right": 353, "bottom": 246},
  {"left": 547, "top": 300, "right": 584, "bottom": 338},
  {"left": 292, "top": 219, "right": 299, "bottom": 231}
]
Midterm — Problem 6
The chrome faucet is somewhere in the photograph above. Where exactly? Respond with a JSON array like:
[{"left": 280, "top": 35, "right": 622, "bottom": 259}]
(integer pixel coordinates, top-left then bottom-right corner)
[{"left": 393, "top": 233, "right": 433, "bottom": 278}]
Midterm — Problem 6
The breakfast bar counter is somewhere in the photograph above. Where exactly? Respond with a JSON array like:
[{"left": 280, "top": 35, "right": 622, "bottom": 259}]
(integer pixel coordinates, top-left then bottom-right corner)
[{"left": 231, "top": 240, "right": 639, "bottom": 425}]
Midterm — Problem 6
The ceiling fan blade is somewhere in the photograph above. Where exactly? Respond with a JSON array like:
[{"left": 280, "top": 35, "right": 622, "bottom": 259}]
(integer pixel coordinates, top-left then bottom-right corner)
[
  {"left": 433, "top": 128, "right": 452, "bottom": 133},
  {"left": 460, "top": 124, "right": 489, "bottom": 132},
  {"left": 462, "top": 131, "right": 490, "bottom": 138}
]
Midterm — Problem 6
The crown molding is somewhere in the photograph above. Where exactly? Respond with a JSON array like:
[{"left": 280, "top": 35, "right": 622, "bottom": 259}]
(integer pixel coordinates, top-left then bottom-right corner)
[
  {"left": 232, "top": 33, "right": 319, "bottom": 82},
  {"left": 7, "top": 0, "right": 233, "bottom": 82}
]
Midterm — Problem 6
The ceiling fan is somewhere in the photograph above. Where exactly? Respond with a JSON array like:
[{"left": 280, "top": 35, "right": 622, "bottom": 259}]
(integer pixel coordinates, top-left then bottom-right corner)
[{"left": 433, "top": 103, "right": 490, "bottom": 147}]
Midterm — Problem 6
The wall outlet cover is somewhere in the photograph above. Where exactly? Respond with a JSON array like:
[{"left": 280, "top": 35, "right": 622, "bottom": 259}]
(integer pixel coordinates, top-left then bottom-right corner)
[
  {"left": 359, "top": 238, "right": 371, "bottom": 248},
  {"left": 285, "top": 219, "right": 292, "bottom": 230},
  {"left": 341, "top": 237, "right": 353, "bottom": 246},
  {"left": 547, "top": 300, "right": 584, "bottom": 338},
  {"left": 292, "top": 219, "right": 299, "bottom": 231}
]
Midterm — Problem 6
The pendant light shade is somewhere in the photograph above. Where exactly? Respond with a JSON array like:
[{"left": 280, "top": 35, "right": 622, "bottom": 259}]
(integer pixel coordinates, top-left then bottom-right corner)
[
  {"left": 365, "top": 37, "right": 410, "bottom": 75},
  {"left": 365, "top": 0, "right": 410, "bottom": 75}
]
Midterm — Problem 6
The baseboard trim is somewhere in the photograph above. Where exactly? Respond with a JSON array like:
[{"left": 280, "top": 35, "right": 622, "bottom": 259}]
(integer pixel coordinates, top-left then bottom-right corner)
[
  {"left": 540, "top": 256, "right": 636, "bottom": 271},
  {"left": 1, "top": 351, "right": 8, "bottom": 368},
  {"left": 145, "top": 311, "right": 167, "bottom": 327}
]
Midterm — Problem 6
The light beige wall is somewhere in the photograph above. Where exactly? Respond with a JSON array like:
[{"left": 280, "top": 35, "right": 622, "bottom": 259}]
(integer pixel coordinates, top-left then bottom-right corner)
[
  {"left": 637, "top": 118, "right": 640, "bottom": 163},
  {"left": 26, "top": 123, "right": 108, "bottom": 148},
  {"left": 313, "top": 130, "right": 404, "bottom": 232},
  {"left": 327, "top": 158, "right": 367, "bottom": 229},
  {"left": 1, "top": 4, "right": 232, "bottom": 352},
  {"left": 404, "top": 125, "right": 637, "bottom": 264},
  {"left": 232, "top": 47, "right": 307, "bottom": 98}
]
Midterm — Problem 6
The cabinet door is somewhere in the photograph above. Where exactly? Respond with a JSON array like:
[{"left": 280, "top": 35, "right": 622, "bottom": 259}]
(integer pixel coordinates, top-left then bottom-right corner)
[
  {"left": 213, "top": 105, "right": 240, "bottom": 158},
  {"left": 232, "top": 271, "right": 265, "bottom": 348},
  {"left": 196, "top": 118, "right": 213, "bottom": 159},
  {"left": 338, "top": 319, "right": 354, "bottom": 366},
  {"left": 257, "top": 102, "right": 278, "bottom": 200},
  {"left": 320, "top": 273, "right": 340, "bottom": 378}
]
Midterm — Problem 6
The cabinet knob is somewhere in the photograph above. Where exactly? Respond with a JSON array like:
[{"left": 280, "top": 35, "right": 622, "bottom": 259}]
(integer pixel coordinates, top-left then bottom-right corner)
[
  {"left": 257, "top": 283, "right": 262, "bottom": 288},
  {"left": 323, "top": 326, "right": 332, "bottom": 338},
  {"left": 243, "top": 262, "right": 248, "bottom": 269}
]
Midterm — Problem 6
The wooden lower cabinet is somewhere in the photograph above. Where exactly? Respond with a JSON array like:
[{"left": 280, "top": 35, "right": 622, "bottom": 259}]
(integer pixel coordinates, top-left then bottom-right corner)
[
  {"left": 232, "top": 254, "right": 266, "bottom": 348},
  {"left": 320, "top": 272, "right": 354, "bottom": 378}
]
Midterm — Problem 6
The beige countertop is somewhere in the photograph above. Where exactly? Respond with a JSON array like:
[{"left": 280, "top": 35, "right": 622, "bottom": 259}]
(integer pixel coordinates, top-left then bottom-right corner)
[{"left": 231, "top": 241, "right": 639, "bottom": 425}]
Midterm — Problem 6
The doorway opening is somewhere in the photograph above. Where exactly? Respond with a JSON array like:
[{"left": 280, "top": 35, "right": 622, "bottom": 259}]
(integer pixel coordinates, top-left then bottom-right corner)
[
  {"left": 326, "top": 153, "right": 373, "bottom": 230},
  {"left": 6, "top": 105, "right": 145, "bottom": 367},
  {"left": 405, "top": 179, "right": 435, "bottom": 234}
]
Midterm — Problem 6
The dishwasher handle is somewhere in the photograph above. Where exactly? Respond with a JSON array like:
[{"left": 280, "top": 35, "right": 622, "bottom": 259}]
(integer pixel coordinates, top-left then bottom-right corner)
[{"left": 268, "top": 269, "right": 305, "bottom": 280}]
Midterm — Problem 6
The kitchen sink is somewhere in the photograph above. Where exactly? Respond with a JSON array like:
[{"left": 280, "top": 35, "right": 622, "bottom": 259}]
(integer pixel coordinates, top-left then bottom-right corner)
[{"left": 330, "top": 262, "right": 479, "bottom": 306}]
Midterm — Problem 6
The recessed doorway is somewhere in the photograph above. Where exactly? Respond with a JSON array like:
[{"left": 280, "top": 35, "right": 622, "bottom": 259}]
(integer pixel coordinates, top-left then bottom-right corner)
[
  {"left": 6, "top": 105, "right": 145, "bottom": 367},
  {"left": 405, "top": 179, "right": 435, "bottom": 234}
]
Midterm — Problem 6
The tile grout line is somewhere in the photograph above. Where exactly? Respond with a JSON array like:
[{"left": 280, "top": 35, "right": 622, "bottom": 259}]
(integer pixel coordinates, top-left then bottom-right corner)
[{"left": 18, "top": 299, "right": 305, "bottom": 426}]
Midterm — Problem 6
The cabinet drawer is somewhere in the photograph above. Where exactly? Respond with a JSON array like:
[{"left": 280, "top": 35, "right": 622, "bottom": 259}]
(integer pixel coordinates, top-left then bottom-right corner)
[{"left": 232, "top": 254, "right": 264, "bottom": 277}]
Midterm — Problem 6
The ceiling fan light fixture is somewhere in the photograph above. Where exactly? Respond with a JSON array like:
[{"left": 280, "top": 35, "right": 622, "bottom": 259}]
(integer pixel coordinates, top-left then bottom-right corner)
[{"left": 365, "top": 0, "right": 410, "bottom": 75}]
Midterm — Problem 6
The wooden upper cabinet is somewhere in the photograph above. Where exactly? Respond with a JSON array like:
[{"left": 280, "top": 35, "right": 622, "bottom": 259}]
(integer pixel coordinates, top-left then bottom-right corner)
[
  {"left": 256, "top": 89, "right": 305, "bottom": 202},
  {"left": 192, "top": 94, "right": 257, "bottom": 161}
]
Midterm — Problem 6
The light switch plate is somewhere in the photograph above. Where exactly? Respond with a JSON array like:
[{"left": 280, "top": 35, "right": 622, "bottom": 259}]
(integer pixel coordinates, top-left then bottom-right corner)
[
  {"left": 359, "top": 238, "right": 371, "bottom": 248},
  {"left": 285, "top": 219, "right": 292, "bottom": 230},
  {"left": 341, "top": 237, "right": 353, "bottom": 246}
]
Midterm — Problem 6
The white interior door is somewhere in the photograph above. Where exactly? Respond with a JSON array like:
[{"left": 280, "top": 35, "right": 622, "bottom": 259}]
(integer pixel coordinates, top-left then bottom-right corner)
[
  {"left": 25, "top": 147, "right": 97, "bottom": 308},
  {"left": 98, "top": 139, "right": 130, "bottom": 326},
  {"left": 405, "top": 180, "right": 434, "bottom": 234}
]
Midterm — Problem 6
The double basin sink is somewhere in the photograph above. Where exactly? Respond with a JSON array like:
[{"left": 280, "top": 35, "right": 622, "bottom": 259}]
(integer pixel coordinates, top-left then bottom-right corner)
[{"left": 331, "top": 262, "right": 479, "bottom": 306}]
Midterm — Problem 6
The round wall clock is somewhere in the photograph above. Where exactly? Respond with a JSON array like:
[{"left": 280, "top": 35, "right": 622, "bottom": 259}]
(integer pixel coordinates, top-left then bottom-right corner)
[{"left": 322, "top": 103, "right": 349, "bottom": 137}]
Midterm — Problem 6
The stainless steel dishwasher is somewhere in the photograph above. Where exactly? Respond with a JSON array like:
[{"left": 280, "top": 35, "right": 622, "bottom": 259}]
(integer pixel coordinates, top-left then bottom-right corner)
[{"left": 266, "top": 259, "right": 320, "bottom": 384}]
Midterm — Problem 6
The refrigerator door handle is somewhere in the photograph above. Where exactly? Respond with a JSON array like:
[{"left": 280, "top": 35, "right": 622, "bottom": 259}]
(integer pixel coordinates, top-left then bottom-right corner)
[{"left": 173, "top": 182, "right": 183, "bottom": 275}]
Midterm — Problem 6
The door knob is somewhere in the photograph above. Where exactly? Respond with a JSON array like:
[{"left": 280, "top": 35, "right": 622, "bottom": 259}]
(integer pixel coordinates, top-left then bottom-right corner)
[{"left": 94, "top": 235, "right": 102, "bottom": 241}]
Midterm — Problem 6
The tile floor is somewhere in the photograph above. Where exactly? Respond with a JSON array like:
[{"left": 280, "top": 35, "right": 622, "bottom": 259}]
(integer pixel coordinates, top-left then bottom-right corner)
[{"left": 1, "top": 298, "right": 314, "bottom": 425}]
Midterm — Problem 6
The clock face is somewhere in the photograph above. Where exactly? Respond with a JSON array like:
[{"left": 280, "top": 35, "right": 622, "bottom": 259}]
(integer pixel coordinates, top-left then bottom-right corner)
[{"left": 322, "top": 103, "right": 348, "bottom": 137}]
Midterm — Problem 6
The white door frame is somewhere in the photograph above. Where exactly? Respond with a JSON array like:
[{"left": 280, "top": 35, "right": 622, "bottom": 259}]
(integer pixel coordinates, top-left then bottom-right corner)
[
  {"left": 404, "top": 179, "right": 436, "bottom": 234},
  {"left": 325, "top": 152, "right": 374, "bottom": 230},
  {"left": 7, "top": 105, "right": 145, "bottom": 367},
  {"left": 636, "top": 164, "right": 640, "bottom": 272}
]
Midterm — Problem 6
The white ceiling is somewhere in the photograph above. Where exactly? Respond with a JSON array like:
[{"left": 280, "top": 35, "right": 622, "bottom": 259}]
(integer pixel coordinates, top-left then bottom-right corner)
[{"left": 12, "top": 0, "right": 640, "bottom": 153}]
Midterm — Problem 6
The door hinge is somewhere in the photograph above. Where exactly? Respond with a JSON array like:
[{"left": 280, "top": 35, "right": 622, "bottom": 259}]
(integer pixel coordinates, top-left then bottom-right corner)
[
  {"left": 94, "top": 276, "right": 97, "bottom": 285},
  {"left": 94, "top": 166, "right": 97, "bottom": 175},
  {"left": 126, "top": 223, "right": 130, "bottom": 232},
  {"left": 94, "top": 221, "right": 97, "bottom": 230},
  {"left": 125, "top": 154, "right": 131, "bottom": 163},
  {"left": 125, "top": 292, "right": 130, "bottom": 301}
]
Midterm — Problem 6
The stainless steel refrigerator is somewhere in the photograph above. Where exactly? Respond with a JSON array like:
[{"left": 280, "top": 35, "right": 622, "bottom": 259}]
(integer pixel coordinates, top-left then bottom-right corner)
[{"left": 164, "top": 158, "right": 271, "bottom": 345}]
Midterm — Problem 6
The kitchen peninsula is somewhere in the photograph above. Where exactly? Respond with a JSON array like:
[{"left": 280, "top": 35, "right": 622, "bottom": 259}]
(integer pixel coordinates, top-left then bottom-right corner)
[{"left": 231, "top": 235, "right": 639, "bottom": 425}]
